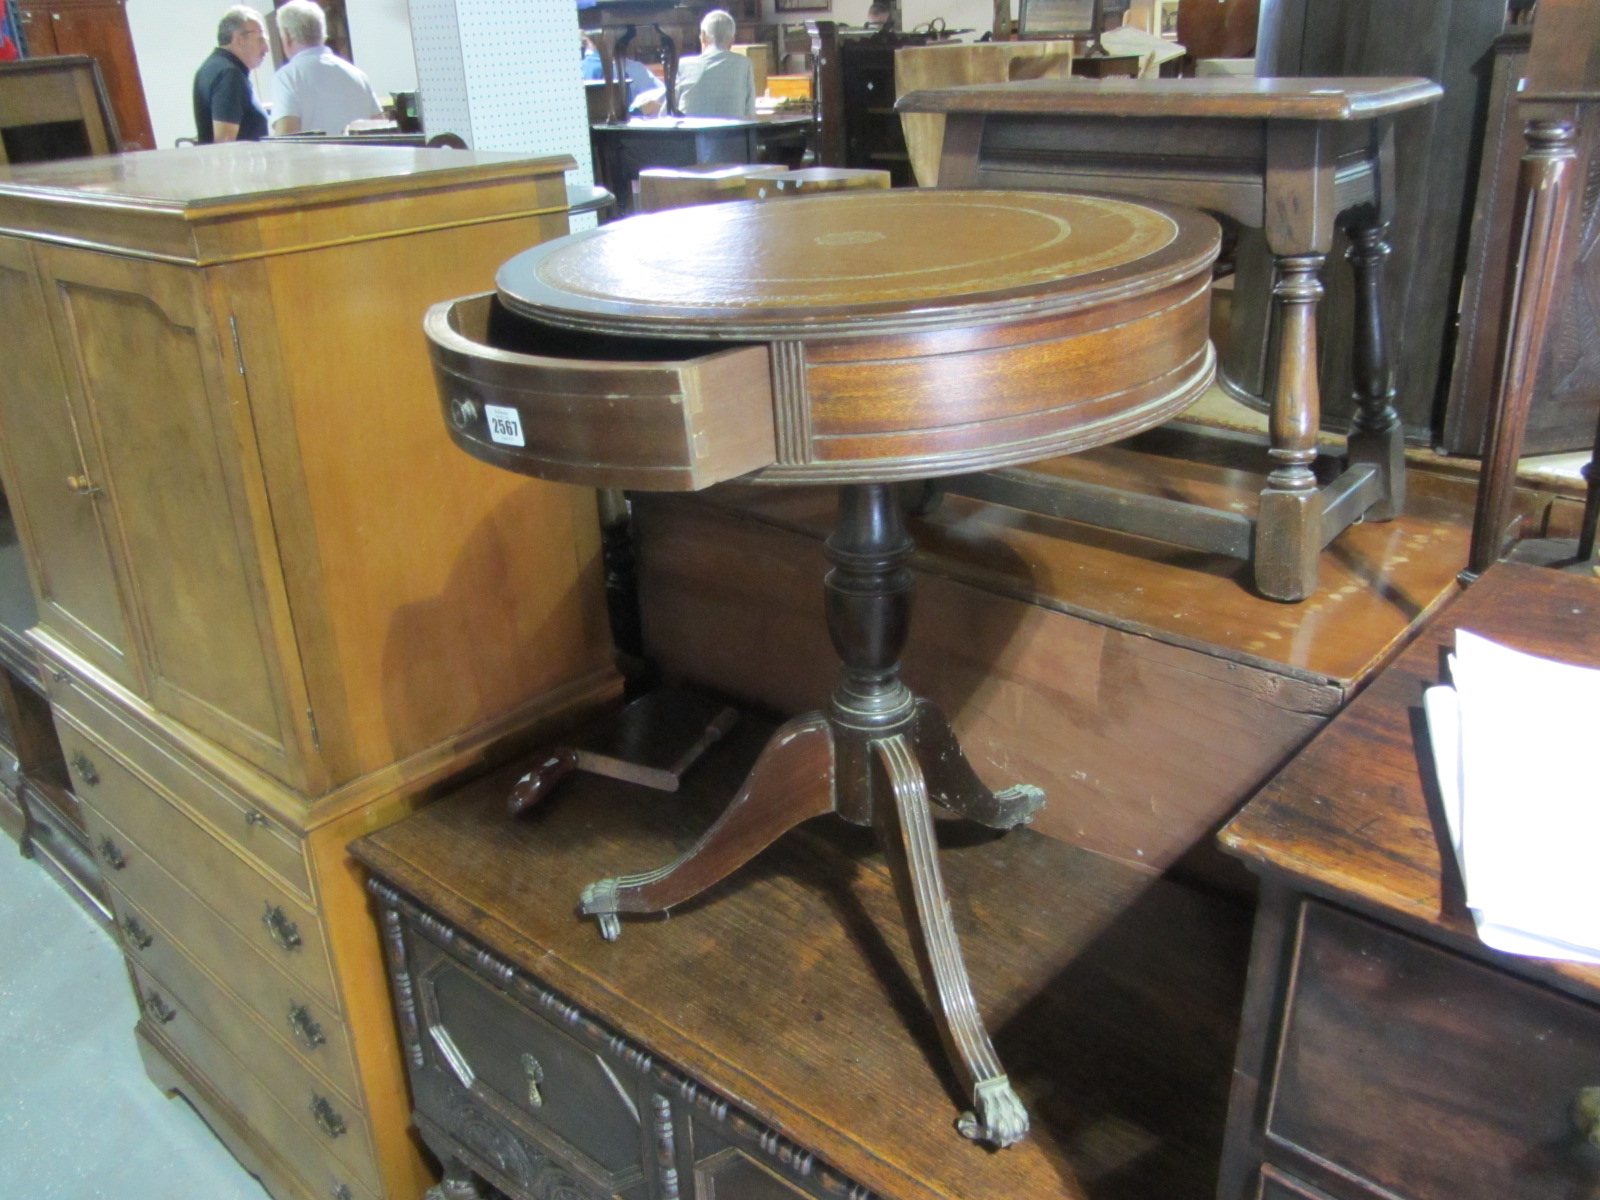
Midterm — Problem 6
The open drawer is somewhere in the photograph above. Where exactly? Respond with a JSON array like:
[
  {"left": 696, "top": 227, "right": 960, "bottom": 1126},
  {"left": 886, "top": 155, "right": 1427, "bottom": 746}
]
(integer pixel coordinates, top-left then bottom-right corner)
[{"left": 425, "top": 293, "right": 777, "bottom": 491}]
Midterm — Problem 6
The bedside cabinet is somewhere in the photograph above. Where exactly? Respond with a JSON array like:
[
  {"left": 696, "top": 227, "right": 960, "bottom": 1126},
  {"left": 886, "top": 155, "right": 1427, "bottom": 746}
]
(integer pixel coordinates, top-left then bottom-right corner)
[{"left": 1217, "top": 563, "right": 1600, "bottom": 1200}]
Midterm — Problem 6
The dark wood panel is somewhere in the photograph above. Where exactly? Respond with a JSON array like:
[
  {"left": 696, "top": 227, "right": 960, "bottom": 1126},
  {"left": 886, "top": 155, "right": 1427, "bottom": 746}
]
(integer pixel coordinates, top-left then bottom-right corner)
[{"left": 20, "top": 1, "right": 154, "bottom": 150}]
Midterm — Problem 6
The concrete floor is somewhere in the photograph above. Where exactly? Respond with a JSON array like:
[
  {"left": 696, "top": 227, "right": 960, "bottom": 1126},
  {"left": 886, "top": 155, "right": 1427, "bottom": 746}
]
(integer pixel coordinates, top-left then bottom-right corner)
[{"left": 0, "top": 843, "right": 270, "bottom": 1200}]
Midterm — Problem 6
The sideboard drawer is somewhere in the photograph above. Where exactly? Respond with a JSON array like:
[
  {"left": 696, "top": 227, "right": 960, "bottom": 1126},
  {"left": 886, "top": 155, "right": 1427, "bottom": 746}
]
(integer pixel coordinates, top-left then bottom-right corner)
[
  {"left": 419, "top": 947, "right": 646, "bottom": 1182},
  {"left": 112, "top": 886, "right": 359, "bottom": 1106},
  {"left": 79, "top": 801, "right": 336, "bottom": 1009},
  {"left": 1267, "top": 900, "right": 1600, "bottom": 1200},
  {"left": 134, "top": 968, "right": 381, "bottom": 1200},
  {"left": 52, "top": 702, "right": 309, "bottom": 899}
]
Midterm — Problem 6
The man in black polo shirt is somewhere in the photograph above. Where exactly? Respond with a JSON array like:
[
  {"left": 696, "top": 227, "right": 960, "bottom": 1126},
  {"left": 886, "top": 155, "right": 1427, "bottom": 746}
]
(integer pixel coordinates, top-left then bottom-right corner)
[{"left": 193, "top": 5, "right": 270, "bottom": 143}]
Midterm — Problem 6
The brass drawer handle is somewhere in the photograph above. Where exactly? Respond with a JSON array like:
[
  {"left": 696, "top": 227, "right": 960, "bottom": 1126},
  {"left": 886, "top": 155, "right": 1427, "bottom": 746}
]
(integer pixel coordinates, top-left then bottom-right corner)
[
  {"left": 330, "top": 1187, "right": 353, "bottom": 1200},
  {"left": 97, "top": 836, "right": 126, "bottom": 870},
  {"left": 288, "top": 1002, "right": 326, "bottom": 1050},
  {"left": 262, "top": 903, "right": 303, "bottom": 951},
  {"left": 1575, "top": 1086, "right": 1600, "bottom": 1149},
  {"left": 522, "top": 1052, "right": 545, "bottom": 1108},
  {"left": 50, "top": 669, "right": 73, "bottom": 688},
  {"left": 121, "top": 915, "right": 154, "bottom": 950},
  {"left": 244, "top": 809, "right": 269, "bottom": 827},
  {"left": 310, "top": 1094, "right": 347, "bottom": 1139},
  {"left": 65, "top": 474, "right": 102, "bottom": 497},
  {"left": 145, "top": 990, "right": 177, "bottom": 1024},
  {"left": 70, "top": 752, "right": 99, "bottom": 786}
]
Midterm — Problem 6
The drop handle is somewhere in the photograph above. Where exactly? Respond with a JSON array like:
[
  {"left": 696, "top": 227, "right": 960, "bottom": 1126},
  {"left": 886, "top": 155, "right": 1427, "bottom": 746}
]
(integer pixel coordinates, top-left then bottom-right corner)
[
  {"left": 262, "top": 903, "right": 302, "bottom": 951},
  {"left": 70, "top": 752, "right": 99, "bottom": 786},
  {"left": 310, "top": 1094, "right": 347, "bottom": 1139},
  {"left": 97, "top": 836, "right": 126, "bottom": 870},
  {"left": 121, "top": 915, "right": 153, "bottom": 950},
  {"left": 1575, "top": 1086, "right": 1600, "bottom": 1149},
  {"left": 145, "top": 990, "right": 177, "bottom": 1024},
  {"left": 288, "top": 1002, "right": 326, "bottom": 1050},
  {"left": 65, "top": 474, "right": 102, "bottom": 497}
]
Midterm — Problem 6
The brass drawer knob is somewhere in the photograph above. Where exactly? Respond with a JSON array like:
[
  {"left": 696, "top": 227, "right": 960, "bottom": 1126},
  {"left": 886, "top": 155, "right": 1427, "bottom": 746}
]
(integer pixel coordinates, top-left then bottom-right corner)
[
  {"left": 49, "top": 669, "right": 74, "bottom": 689},
  {"left": 121, "top": 915, "right": 154, "bottom": 950},
  {"left": 145, "top": 990, "right": 177, "bottom": 1025},
  {"left": 522, "top": 1052, "right": 545, "bottom": 1108},
  {"left": 262, "top": 903, "right": 302, "bottom": 951},
  {"left": 288, "top": 1002, "right": 326, "bottom": 1050},
  {"left": 330, "top": 1186, "right": 353, "bottom": 1200},
  {"left": 65, "top": 474, "right": 102, "bottom": 497},
  {"left": 310, "top": 1094, "right": 347, "bottom": 1139},
  {"left": 244, "top": 809, "right": 269, "bottom": 828},
  {"left": 70, "top": 752, "right": 99, "bottom": 786},
  {"left": 97, "top": 836, "right": 127, "bottom": 870},
  {"left": 1575, "top": 1086, "right": 1600, "bottom": 1149}
]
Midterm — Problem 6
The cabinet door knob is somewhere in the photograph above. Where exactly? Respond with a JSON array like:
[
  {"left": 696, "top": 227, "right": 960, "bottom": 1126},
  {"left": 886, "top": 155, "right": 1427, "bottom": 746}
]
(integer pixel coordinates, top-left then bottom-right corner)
[
  {"left": 1575, "top": 1086, "right": 1600, "bottom": 1149},
  {"left": 70, "top": 752, "right": 99, "bottom": 786},
  {"left": 262, "top": 903, "right": 303, "bottom": 951},
  {"left": 310, "top": 1094, "right": 347, "bottom": 1139},
  {"left": 288, "top": 1002, "right": 326, "bottom": 1050},
  {"left": 121, "top": 915, "right": 154, "bottom": 950},
  {"left": 145, "top": 990, "right": 177, "bottom": 1024},
  {"left": 97, "top": 836, "right": 126, "bottom": 870},
  {"left": 65, "top": 474, "right": 102, "bottom": 497}
]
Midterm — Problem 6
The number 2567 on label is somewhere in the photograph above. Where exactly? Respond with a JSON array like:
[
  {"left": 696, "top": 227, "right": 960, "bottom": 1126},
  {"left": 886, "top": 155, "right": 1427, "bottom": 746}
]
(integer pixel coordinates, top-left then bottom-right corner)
[{"left": 485, "top": 404, "right": 525, "bottom": 447}]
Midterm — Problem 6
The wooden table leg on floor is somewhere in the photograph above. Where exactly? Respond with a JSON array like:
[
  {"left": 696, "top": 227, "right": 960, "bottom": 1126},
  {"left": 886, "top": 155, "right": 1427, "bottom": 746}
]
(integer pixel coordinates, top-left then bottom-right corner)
[{"left": 577, "top": 482, "right": 1041, "bottom": 1147}]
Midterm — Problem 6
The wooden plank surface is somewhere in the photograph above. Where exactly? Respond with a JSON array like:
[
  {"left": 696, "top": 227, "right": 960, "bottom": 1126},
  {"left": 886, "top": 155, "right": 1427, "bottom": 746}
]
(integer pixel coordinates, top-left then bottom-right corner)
[
  {"left": 1220, "top": 561, "right": 1600, "bottom": 1005},
  {"left": 353, "top": 719, "right": 1253, "bottom": 1200},
  {"left": 896, "top": 77, "right": 1442, "bottom": 120}
]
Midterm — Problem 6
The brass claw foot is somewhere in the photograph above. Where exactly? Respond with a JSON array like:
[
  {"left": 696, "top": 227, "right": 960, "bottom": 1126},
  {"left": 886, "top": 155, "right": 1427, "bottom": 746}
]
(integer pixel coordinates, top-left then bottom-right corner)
[
  {"left": 580, "top": 878, "right": 623, "bottom": 942},
  {"left": 955, "top": 1075, "right": 1030, "bottom": 1148}
]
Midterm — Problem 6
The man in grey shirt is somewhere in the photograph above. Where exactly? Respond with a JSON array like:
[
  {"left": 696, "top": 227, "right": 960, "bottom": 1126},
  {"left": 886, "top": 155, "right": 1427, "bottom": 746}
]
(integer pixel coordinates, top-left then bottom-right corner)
[
  {"left": 640, "top": 9, "right": 755, "bottom": 118},
  {"left": 271, "top": 0, "right": 382, "bottom": 136}
]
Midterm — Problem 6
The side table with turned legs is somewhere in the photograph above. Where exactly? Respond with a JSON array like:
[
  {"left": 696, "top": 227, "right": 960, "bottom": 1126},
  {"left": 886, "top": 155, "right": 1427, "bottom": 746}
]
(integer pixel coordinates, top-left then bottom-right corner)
[{"left": 424, "top": 188, "right": 1219, "bottom": 1156}]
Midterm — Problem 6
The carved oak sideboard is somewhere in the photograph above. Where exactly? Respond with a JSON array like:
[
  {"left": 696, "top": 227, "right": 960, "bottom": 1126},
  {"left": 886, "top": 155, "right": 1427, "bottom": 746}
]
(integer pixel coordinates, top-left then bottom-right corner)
[{"left": 354, "top": 717, "right": 1255, "bottom": 1200}]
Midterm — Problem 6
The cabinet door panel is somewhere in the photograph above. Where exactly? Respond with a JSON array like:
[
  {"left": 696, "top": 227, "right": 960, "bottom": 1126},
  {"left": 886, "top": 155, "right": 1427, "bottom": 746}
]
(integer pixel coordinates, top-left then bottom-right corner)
[
  {"left": 0, "top": 237, "right": 139, "bottom": 688},
  {"left": 37, "top": 245, "right": 297, "bottom": 777}
]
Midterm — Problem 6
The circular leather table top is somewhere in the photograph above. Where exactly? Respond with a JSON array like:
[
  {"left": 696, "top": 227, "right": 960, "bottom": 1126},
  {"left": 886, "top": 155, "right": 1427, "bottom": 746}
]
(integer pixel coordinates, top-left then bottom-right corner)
[{"left": 496, "top": 189, "right": 1219, "bottom": 340}]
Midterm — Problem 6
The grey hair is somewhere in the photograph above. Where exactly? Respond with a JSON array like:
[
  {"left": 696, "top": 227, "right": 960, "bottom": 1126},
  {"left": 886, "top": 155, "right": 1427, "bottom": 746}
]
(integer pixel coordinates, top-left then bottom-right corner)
[
  {"left": 216, "top": 5, "right": 264, "bottom": 45},
  {"left": 277, "top": 0, "right": 327, "bottom": 46},
  {"left": 700, "top": 8, "right": 736, "bottom": 49}
]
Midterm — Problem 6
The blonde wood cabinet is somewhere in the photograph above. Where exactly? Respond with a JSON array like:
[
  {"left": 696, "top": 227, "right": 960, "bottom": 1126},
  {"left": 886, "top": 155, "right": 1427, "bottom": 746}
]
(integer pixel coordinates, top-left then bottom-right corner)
[{"left": 0, "top": 145, "right": 620, "bottom": 1200}]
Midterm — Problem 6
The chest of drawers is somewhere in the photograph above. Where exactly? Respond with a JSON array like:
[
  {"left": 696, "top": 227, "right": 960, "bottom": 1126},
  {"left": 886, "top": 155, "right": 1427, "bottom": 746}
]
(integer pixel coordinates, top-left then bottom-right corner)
[
  {"left": 1217, "top": 563, "right": 1600, "bottom": 1200},
  {"left": 0, "top": 145, "right": 620, "bottom": 1200}
]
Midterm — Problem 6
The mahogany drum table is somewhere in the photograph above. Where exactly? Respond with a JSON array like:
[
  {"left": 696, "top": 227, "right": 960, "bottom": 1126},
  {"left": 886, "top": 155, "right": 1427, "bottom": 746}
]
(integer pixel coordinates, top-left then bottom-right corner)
[{"left": 425, "top": 188, "right": 1219, "bottom": 1147}]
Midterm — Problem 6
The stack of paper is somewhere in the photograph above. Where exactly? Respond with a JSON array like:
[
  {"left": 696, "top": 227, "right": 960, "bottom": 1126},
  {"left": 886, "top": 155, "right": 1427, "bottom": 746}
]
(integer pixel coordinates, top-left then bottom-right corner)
[{"left": 1424, "top": 630, "right": 1600, "bottom": 964}]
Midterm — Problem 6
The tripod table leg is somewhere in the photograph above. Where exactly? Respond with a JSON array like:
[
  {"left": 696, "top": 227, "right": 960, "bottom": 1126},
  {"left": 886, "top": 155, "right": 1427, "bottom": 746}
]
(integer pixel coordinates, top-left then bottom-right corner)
[
  {"left": 579, "top": 713, "right": 836, "bottom": 939},
  {"left": 873, "top": 733, "right": 1029, "bottom": 1148},
  {"left": 907, "top": 699, "right": 1044, "bottom": 829}
]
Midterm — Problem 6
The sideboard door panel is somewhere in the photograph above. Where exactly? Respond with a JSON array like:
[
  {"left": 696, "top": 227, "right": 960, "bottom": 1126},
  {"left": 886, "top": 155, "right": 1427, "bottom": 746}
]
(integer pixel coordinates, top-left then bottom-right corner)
[
  {"left": 0, "top": 237, "right": 139, "bottom": 689},
  {"left": 36, "top": 244, "right": 295, "bottom": 774}
]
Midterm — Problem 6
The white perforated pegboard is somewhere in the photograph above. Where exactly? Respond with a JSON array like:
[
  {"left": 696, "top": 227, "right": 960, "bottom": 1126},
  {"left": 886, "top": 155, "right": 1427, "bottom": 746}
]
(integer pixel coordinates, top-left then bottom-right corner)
[{"left": 408, "top": 0, "right": 595, "bottom": 191}]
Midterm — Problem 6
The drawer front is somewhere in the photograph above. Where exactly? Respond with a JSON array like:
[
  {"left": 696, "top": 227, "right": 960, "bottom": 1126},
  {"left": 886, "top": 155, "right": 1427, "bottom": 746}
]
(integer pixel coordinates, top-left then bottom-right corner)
[
  {"left": 109, "top": 883, "right": 358, "bottom": 1105},
  {"left": 81, "top": 801, "right": 336, "bottom": 1009},
  {"left": 135, "top": 968, "right": 381, "bottom": 1200},
  {"left": 129, "top": 957, "right": 378, "bottom": 1193},
  {"left": 415, "top": 939, "right": 646, "bottom": 1186},
  {"left": 427, "top": 293, "right": 776, "bottom": 492},
  {"left": 1268, "top": 900, "right": 1600, "bottom": 1200},
  {"left": 51, "top": 688, "right": 309, "bottom": 898}
]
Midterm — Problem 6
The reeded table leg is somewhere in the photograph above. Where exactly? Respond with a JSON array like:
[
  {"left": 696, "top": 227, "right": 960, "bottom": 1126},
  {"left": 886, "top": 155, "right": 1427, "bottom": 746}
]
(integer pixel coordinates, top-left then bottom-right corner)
[{"left": 578, "top": 481, "right": 1042, "bottom": 1146}]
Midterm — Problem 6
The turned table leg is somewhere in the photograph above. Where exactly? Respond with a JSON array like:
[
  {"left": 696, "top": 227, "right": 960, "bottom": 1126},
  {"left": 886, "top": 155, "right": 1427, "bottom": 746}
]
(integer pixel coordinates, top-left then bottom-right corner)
[
  {"left": 1345, "top": 219, "right": 1406, "bottom": 522},
  {"left": 1256, "top": 253, "right": 1326, "bottom": 602}
]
